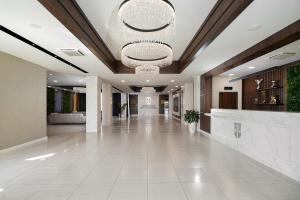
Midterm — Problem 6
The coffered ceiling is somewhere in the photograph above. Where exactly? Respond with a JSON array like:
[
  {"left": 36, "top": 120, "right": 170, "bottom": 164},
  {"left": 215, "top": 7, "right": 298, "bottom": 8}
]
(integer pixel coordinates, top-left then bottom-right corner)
[
  {"left": 0, "top": 0, "right": 299, "bottom": 92},
  {"left": 76, "top": 0, "right": 218, "bottom": 60}
]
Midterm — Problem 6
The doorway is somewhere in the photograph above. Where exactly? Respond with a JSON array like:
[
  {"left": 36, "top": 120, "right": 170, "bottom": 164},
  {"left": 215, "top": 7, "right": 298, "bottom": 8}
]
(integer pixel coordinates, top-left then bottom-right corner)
[
  {"left": 219, "top": 92, "right": 238, "bottom": 109},
  {"left": 129, "top": 94, "right": 138, "bottom": 115},
  {"left": 159, "top": 94, "right": 169, "bottom": 115},
  {"left": 112, "top": 93, "right": 121, "bottom": 117}
]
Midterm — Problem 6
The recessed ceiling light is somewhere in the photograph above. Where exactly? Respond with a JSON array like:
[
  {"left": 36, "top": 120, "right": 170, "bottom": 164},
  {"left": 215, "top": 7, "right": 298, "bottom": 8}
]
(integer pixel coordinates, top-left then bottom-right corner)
[
  {"left": 228, "top": 74, "right": 235, "bottom": 76},
  {"left": 146, "top": 80, "right": 150, "bottom": 82},
  {"left": 248, "top": 66, "right": 255, "bottom": 69},
  {"left": 170, "top": 80, "right": 175, "bottom": 83},
  {"left": 53, "top": 80, "right": 58, "bottom": 83},
  {"left": 171, "top": 89, "right": 173, "bottom": 91},
  {"left": 175, "top": 86, "right": 178, "bottom": 88},
  {"left": 29, "top": 23, "right": 42, "bottom": 29},
  {"left": 49, "top": 73, "right": 53, "bottom": 76},
  {"left": 248, "top": 24, "right": 262, "bottom": 32},
  {"left": 121, "top": 80, "right": 125, "bottom": 83},
  {"left": 78, "top": 80, "right": 83, "bottom": 83}
]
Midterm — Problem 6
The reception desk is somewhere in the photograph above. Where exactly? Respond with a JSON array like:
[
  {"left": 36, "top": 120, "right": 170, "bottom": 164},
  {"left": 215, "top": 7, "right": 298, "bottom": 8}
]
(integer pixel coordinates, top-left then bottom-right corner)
[{"left": 210, "top": 109, "right": 300, "bottom": 182}]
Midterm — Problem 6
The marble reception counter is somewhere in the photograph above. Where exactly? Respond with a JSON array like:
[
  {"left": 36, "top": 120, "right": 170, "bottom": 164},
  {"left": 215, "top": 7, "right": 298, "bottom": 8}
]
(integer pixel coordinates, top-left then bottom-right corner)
[{"left": 211, "top": 109, "right": 300, "bottom": 182}]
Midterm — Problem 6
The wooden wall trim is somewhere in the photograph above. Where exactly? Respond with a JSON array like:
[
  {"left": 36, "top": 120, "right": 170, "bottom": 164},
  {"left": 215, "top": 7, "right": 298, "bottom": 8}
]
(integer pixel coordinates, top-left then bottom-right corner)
[
  {"left": 204, "top": 20, "right": 300, "bottom": 77},
  {"left": 178, "top": 0, "right": 253, "bottom": 73}
]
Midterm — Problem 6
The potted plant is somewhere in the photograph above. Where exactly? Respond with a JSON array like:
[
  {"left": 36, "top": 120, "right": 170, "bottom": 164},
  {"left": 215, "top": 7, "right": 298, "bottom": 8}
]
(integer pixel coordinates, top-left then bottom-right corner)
[{"left": 184, "top": 110, "right": 200, "bottom": 133}]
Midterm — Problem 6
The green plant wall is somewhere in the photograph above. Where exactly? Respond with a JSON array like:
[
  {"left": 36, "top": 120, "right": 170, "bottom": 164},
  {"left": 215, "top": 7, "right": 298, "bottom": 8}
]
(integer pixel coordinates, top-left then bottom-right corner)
[
  {"left": 63, "top": 91, "right": 72, "bottom": 113},
  {"left": 287, "top": 65, "right": 300, "bottom": 112},
  {"left": 47, "top": 88, "right": 55, "bottom": 115}
]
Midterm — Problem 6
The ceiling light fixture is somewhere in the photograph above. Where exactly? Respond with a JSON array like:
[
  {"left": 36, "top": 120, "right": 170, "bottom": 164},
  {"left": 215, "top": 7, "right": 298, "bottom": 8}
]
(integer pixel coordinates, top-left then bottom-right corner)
[
  {"left": 228, "top": 74, "right": 235, "bottom": 76},
  {"left": 78, "top": 80, "right": 83, "bottom": 83},
  {"left": 248, "top": 66, "right": 255, "bottom": 69},
  {"left": 53, "top": 80, "right": 58, "bottom": 83},
  {"left": 175, "top": 85, "right": 178, "bottom": 88},
  {"left": 119, "top": 0, "right": 175, "bottom": 34},
  {"left": 146, "top": 80, "right": 150, "bottom": 82},
  {"left": 248, "top": 24, "right": 262, "bottom": 32},
  {"left": 121, "top": 41, "right": 173, "bottom": 68},
  {"left": 135, "top": 65, "right": 160, "bottom": 75},
  {"left": 29, "top": 23, "right": 42, "bottom": 29},
  {"left": 118, "top": 0, "right": 176, "bottom": 74},
  {"left": 49, "top": 73, "right": 53, "bottom": 76},
  {"left": 170, "top": 80, "right": 175, "bottom": 83},
  {"left": 121, "top": 80, "right": 126, "bottom": 83},
  {"left": 0, "top": 188, "right": 4, "bottom": 192}
]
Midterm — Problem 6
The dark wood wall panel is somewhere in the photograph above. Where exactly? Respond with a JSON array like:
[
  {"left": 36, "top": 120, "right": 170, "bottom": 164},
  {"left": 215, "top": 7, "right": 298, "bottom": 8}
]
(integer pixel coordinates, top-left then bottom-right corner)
[
  {"left": 242, "top": 60, "right": 300, "bottom": 111},
  {"left": 200, "top": 76, "right": 212, "bottom": 133}
]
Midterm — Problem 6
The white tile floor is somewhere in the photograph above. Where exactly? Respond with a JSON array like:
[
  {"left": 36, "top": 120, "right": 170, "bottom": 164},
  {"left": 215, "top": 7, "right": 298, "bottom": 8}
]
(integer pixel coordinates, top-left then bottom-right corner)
[{"left": 1, "top": 116, "right": 300, "bottom": 200}]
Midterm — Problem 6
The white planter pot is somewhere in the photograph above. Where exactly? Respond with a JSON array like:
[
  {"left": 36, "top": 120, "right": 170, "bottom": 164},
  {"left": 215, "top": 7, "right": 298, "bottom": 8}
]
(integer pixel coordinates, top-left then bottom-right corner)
[{"left": 189, "top": 122, "right": 197, "bottom": 133}]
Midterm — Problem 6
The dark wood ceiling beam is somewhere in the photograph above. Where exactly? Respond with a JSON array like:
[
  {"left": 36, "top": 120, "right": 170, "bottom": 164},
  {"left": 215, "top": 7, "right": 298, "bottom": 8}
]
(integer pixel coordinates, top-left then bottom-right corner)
[
  {"left": 178, "top": 0, "right": 253, "bottom": 73},
  {"left": 203, "top": 20, "right": 300, "bottom": 77},
  {"left": 38, "top": 0, "right": 117, "bottom": 72}
]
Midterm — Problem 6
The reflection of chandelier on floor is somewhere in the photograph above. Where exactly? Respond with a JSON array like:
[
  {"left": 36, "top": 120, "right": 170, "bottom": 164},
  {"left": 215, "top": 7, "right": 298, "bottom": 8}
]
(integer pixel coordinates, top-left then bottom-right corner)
[{"left": 118, "top": 0, "right": 175, "bottom": 74}]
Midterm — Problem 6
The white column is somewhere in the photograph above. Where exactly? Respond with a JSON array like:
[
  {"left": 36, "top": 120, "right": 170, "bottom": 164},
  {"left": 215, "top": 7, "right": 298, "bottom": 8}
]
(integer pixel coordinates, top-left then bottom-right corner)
[
  {"left": 194, "top": 76, "right": 201, "bottom": 131},
  {"left": 168, "top": 92, "right": 173, "bottom": 116},
  {"left": 182, "top": 82, "right": 194, "bottom": 122},
  {"left": 86, "top": 76, "right": 102, "bottom": 133},
  {"left": 102, "top": 82, "right": 112, "bottom": 126}
]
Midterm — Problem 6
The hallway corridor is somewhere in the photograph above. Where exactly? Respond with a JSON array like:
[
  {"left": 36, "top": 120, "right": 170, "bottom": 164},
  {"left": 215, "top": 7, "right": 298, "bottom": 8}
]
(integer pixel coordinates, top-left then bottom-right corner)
[{"left": 1, "top": 117, "right": 300, "bottom": 200}]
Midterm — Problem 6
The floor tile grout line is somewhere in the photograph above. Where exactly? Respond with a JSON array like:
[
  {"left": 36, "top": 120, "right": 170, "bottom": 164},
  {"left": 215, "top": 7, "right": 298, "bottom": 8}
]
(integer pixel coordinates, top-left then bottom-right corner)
[
  {"left": 105, "top": 134, "right": 133, "bottom": 200},
  {"left": 64, "top": 153, "right": 107, "bottom": 200},
  {"left": 165, "top": 137, "right": 190, "bottom": 200}
]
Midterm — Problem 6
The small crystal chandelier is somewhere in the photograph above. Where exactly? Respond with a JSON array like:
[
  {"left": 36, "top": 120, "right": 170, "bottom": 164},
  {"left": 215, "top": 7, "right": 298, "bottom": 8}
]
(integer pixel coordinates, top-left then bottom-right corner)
[
  {"left": 135, "top": 65, "right": 160, "bottom": 75},
  {"left": 118, "top": 0, "right": 175, "bottom": 73}
]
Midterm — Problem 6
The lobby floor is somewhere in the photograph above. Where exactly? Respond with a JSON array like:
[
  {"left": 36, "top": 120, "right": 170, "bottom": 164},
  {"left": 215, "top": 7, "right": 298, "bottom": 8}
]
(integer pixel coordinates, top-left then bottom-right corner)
[{"left": 1, "top": 116, "right": 300, "bottom": 200}]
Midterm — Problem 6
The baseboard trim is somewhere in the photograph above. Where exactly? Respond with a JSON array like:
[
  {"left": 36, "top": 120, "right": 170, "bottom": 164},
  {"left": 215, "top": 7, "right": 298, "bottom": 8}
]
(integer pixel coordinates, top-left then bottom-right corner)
[
  {"left": 199, "top": 129, "right": 211, "bottom": 137},
  {"left": 0, "top": 136, "right": 48, "bottom": 154}
]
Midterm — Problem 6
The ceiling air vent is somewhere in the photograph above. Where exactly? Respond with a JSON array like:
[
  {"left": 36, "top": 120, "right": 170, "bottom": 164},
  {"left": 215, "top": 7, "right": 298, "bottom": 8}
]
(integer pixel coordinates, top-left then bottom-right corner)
[
  {"left": 269, "top": 52, "right": 297, "bottom": 60},
  {"left": 61, "top": 49, "right": 85, "bottom": 57}
]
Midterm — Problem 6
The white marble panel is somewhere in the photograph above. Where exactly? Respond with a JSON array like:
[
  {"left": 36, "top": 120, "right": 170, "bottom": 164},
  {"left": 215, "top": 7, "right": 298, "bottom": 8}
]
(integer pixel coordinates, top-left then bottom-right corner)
[{"left": 211, "top": 109, "right": 300, "bottom": 183}]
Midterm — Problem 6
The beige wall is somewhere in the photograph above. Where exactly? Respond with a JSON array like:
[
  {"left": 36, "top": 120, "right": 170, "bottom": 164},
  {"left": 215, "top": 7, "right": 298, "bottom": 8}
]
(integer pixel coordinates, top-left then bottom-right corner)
[
  {"left": 0, "top": 51, "right": 47, "bottom": 150},
  {"left": 212, "top": 76, "right": 242, "bottom": 109}
]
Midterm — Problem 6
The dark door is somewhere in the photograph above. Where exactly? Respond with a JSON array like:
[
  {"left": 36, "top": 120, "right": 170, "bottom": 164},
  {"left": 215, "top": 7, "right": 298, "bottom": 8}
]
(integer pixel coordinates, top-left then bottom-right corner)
[
  {"left": 129, "top": 95, "right": 138, "bottom": 115},
  {"left": 112, "top": 93, "right": 121, "bottom": 116},
  {"left": 159, "top": 95, "right": 169, "bottom": 114},
  {"left": 219, "top": 92, "right": 238, "bottom": 109}
]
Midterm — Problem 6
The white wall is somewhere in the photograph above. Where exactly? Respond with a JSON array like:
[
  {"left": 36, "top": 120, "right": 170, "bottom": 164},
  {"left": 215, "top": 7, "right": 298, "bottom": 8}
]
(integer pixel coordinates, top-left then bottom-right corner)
[
  {"left": 138, "top": 92, "right": 159, "bottom": 116},
  {"left": 86, "top": 76, "right": 102, "bottom": 132},
  {"left": 212, "top": 76, "right": 242, "bottom": 109},
  {"left": 0, "top": 51, "right": 47, "bottom": 150},
  {"left": 182, "top": 83, "right": 194, "bottom": 121}
]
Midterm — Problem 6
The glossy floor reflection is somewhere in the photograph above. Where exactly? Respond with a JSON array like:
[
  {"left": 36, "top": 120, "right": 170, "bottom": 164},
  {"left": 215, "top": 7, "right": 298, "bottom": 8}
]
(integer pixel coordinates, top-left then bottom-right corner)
[{"left": 1, "top": 116, "right": 300, "bottom": 200}]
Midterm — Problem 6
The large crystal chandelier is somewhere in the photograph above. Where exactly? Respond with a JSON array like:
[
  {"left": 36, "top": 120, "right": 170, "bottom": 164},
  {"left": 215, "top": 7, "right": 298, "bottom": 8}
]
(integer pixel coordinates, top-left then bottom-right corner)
[{"left": 118, "top": 0, "right": 175, "bottom": 73}]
